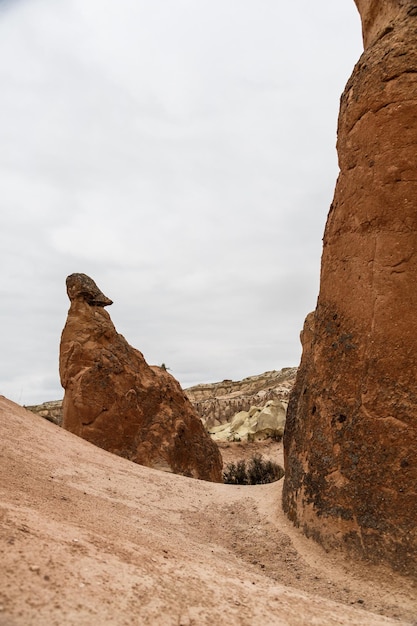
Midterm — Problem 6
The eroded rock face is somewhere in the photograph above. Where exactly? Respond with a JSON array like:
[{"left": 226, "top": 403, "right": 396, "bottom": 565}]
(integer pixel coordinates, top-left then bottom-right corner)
[
  {"left": 60, "top": 274, "right": 222, "bottom": 482},
  {"left": 283, "top": 3, "right": 417, "bottom": 577},
  {"left": 208, "top": 400, "right": 287, "bottom": 443},
  {"left": 187, "top": 368, "right": 297, "bottom": 429},
  {"left": 354, "top": 0, "right": 409, "bottom": 48}
]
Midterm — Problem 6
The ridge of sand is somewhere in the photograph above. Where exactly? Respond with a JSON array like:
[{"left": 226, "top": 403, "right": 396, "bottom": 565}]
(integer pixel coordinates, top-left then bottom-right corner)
[{"left": 0, "top": 396, "right": 415, "bottom": 625}]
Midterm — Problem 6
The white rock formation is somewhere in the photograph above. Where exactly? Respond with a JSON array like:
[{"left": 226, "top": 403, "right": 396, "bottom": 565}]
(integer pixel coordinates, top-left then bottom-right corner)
[{"left": 208, "top": 400, "right": 287, "bottom": 442}]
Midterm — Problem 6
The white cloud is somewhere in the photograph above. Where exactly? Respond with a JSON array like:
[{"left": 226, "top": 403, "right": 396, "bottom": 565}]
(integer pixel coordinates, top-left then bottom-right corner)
[{"left": 0, "top": 0, "right": 363, "bottom": 404}]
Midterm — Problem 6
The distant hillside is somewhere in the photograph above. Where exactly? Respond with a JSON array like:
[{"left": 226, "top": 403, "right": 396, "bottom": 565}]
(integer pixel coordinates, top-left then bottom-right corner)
[{"left": 185, "top": 368, "right": 297, "bottom": 429}]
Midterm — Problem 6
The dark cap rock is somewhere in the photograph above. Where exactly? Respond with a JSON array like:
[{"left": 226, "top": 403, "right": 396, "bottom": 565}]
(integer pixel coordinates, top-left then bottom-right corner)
[{"left": 66, "top": 273, "right": 113, "bottom": 307}]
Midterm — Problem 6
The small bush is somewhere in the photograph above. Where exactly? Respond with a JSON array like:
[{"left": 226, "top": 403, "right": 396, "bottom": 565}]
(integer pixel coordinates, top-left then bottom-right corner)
[{"left": 223, "top": 454, "right": 284, "bottom": 485}]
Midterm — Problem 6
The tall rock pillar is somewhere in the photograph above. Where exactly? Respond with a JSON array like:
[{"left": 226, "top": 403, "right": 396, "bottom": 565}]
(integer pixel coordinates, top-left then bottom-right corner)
[
  {"left": 283, "top": 1, "right": 417, "bottom": 577},
  {"left": 60, "top": 273, "right": 223, "bottom": 483}
]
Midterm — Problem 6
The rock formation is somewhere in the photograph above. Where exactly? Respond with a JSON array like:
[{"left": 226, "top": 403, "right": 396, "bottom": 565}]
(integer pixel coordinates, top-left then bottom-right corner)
[
  {"left": 283, "top": 1, "right": 417, "bottom": 578},
  {"left": 25, "top": 400, "right": 63, "bottom": 426},
  {"left": 187, "top": 368, "right": 297, "bottom": 429},
  {"left": 59, "top": 273, "right": 222, "bottom": 482},
  {"left": 208, "top": 400, "right": 287, "bottom": 443}
]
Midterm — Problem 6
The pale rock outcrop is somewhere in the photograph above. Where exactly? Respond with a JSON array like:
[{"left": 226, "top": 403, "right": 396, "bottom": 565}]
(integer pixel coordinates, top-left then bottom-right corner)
[
  {"left": 283, "top": 1, "right": 417, "bottom": 578},
  {"left": 209, "top": 400, "right": 287, "bottom": 442},
  {"left": 25, "top": 400, "right": 63, "bottom": 426},
  {"left": 187, "top": 368, "right": 296, "bottom": 429},
  {"left": 60, "top": 273, "right": 222, "bottom": 482}
]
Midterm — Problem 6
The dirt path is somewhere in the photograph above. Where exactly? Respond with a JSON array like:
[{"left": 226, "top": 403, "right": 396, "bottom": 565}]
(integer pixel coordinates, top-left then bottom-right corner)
[{"left": 0, "top": 397, "right": 416, "bottom": 625}]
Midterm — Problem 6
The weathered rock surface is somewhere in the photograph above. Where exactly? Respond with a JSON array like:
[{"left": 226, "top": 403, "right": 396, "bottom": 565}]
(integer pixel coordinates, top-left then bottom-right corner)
[
  {"left": 186, "top": 368, "right": 297, "bottom": 429},
  {"left": 283, "top": 2, "right": 417, "bottom": 578},
  {"left": 59, "top": 273, "right": 222, "bottom": 482},
  {"left": 208, "top": 400, "right": 287, "bottom": 442}
]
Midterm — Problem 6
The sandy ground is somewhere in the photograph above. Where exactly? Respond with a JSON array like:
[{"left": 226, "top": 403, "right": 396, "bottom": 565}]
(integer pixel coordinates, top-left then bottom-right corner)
[{"left": 0, "top": 396, "right": 416, "bottom": 626}]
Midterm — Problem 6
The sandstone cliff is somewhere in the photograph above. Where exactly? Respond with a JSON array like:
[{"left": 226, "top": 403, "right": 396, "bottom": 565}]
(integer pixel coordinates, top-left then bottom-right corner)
[
  {"left": 59, "top": 273, "right": 222, "bottom": 482},
  {"left": 283, "top": 0, "right": 417, "bottom": 578}
]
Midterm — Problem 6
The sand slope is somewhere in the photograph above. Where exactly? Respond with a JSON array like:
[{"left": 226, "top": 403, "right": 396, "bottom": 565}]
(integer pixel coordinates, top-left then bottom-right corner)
[{"left": 0, "top": 396, "right": 415, "bottom": 625}]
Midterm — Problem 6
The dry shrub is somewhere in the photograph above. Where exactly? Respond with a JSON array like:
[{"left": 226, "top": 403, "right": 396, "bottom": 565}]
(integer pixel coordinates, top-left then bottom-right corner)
[{"left": 223, "top": 454, "right": 284, "bottom": 485}]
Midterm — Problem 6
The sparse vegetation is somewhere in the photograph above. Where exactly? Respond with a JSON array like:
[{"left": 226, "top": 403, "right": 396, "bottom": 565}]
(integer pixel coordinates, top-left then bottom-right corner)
[
  {"left": 269, "top": 431, "right": 283, "bottom": 442},
  {"left": 223, "top": 454, "right": 284, "bottom": 485}
]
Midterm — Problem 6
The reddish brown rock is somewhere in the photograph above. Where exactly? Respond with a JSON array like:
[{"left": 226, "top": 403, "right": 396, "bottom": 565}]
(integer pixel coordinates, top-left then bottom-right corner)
[
  {"left": 60, "top": 273, "right": 222, "bottom": 482},
  {"left": 283, "top": 2, "right": 417, "bottom": 577},
  {"left": 354, "top": 0, "right": 406, "bottom": 47}
]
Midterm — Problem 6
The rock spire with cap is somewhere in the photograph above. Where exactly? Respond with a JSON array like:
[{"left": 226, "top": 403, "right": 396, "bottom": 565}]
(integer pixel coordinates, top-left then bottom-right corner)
[
  {"left": 66, "top": 273, "right": 113, "bottom": 307},
  {"left": 59, "top": 273, "right": 223, "bottom": 482}
]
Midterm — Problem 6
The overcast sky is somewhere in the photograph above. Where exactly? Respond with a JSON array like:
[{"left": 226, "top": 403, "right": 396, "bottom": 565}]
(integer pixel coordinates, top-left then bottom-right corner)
[{"left": 0, "top": 0, "right": 363, "bottom": 405}]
